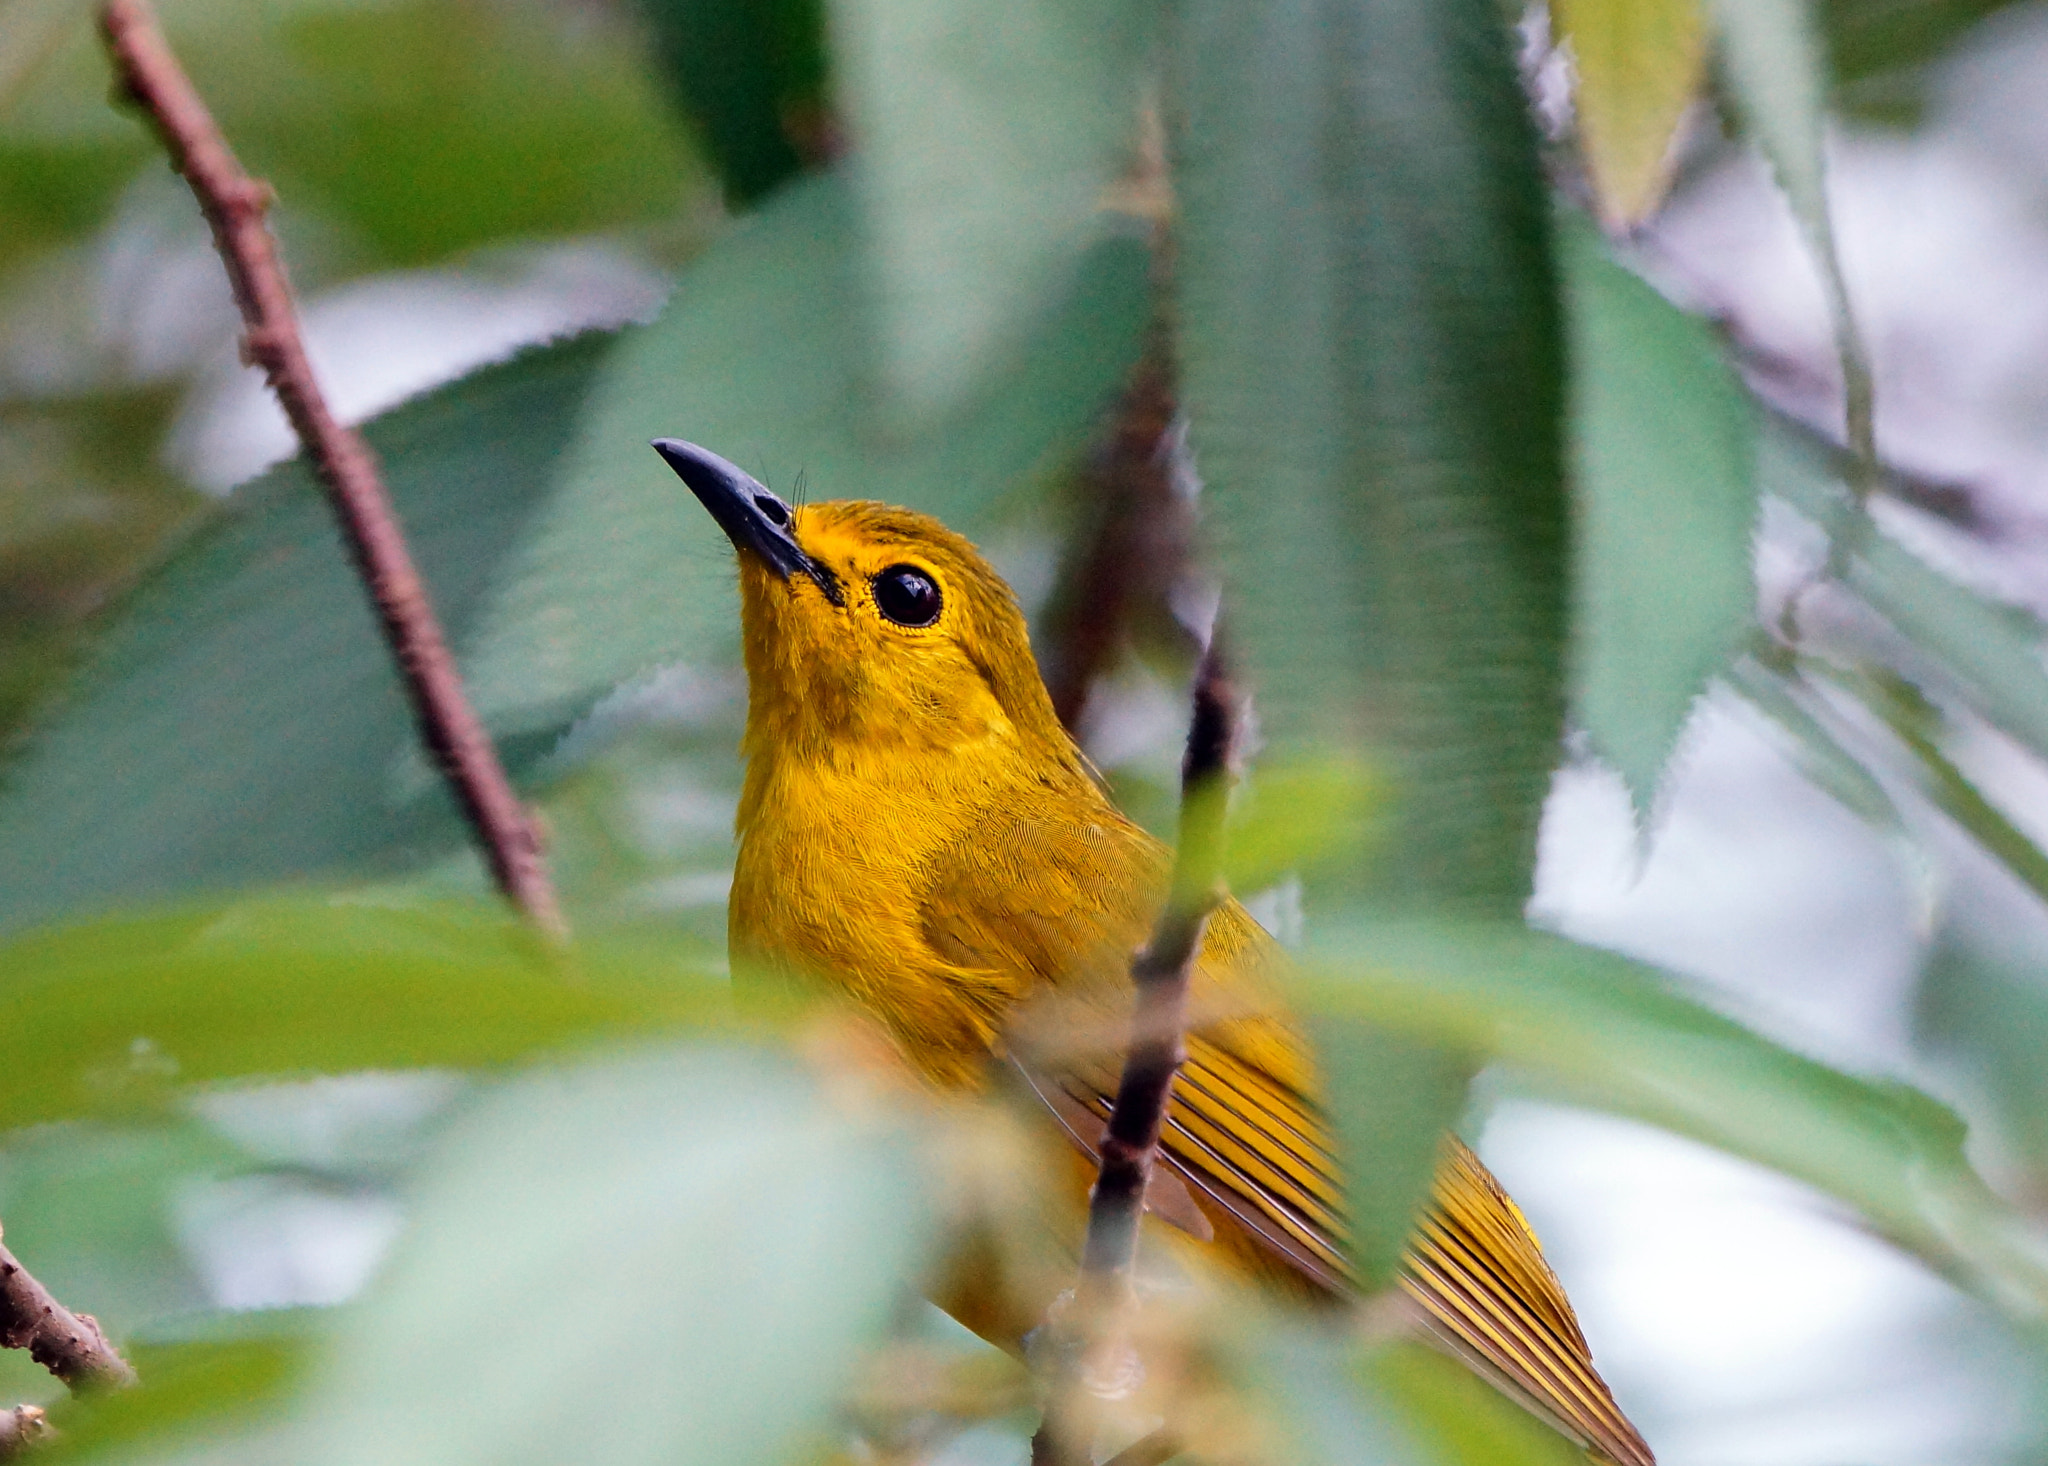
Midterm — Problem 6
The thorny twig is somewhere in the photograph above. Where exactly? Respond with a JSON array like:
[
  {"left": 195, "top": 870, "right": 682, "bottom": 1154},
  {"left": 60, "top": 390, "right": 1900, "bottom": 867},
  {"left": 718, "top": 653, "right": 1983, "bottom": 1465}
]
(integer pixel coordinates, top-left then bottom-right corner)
[
  {"left": 1033, "top": 638, "right": 1238, "bottom": 1466},
  {"left": 99, "top": 0, "right": 566, "bottom": 939}
]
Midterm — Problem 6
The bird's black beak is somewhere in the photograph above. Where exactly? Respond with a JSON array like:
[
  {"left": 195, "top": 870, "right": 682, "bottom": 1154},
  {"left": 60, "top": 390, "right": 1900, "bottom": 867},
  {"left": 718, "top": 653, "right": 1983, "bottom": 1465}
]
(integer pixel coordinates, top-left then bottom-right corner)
[{"left": 651, "top": 438, "right": 842, "bottom": 605}]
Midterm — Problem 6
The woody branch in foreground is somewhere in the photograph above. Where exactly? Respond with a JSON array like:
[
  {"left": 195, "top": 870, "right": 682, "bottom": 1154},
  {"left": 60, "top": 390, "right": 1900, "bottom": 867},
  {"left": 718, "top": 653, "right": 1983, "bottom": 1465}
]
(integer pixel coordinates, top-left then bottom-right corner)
[
  {"left": 1033, "top": 636, "right": 1238, "bottom": 1466},
  {"left": 0, "top": 1224, "right": 136, "bottom": 1436},
  {"left": 99, "top": 0, "right": 565, "bottom": 939}
]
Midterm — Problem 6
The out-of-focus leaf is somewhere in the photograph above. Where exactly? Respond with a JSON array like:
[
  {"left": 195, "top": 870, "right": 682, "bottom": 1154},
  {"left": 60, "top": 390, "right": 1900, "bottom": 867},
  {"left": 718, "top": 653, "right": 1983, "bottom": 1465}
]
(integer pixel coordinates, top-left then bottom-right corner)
[
  {"left": 1316, "top": 1021, "right": 1473, "bottom": 1284},
  {"left": 1823, "top": 0, "right": 2026, "bottom": 86},
  {"left": 1223, "top": 753, "right": 1386, "bottom": 895},
  {"left": 1368, "top": 1341, "right": 1586, "bottom": 1466},
  {"left": 830, "top": 0, "right": 1148, "bottom": 416},
  {"left": 0, "top": 895, "right": 741, "bottom": 1132},
  {"left": 1172, "top": 0, "right": 1563, "bottom": 1284},
  {"left": 295, "top": 1047, "right": 933, "bottom": 1466},
  {"left": 458, "top": 173, "right": 1150, "bottom": 745},
  {"left": 104, "top": 0, "right": 704, "bottom": 269},
  {"left": 1553, "top": 0, "right": 1706, "bottom": 227},
  {"left": 1707, "top": 0, "right": 1874, "bottom": 478},
  {"left": 1707, "top": 0, "right": 1830, "bottom": 228},
  {"left": 5, "top": 0, "right": 703, "bottom": 279},
  {"left": 1225, "top": 1321, "right": 1421, "bottom": 1466},
  {"left": 1762, "top": 415, "right": 2048, "bottom": 776},
  {"left": 1559, "top": 216, "right": 1757, "bottom": 813},
  {"left": 1298, "top": 915, "right": 2048, "bottom": 1322},
  {"left": 1727, "top": 655, "right": 1908, "bottom": 835},
  {"left": 1225, "top": 1322, "right": 1583, "bottom": 1466},
  {"left": 1822, "top": 664, "right": 2048, "bottom": 910},
  {"left": 1920, "top": 906, "right": 2048, "bottom": 1180},
  {"left": 40, "top": 1333, "right": 309, "bottom": 1464},
  {"left": 1175, "top": 0, "right": 1565, "bottom": 913},
  {"left": 0, "top": 335, "right": 613, "bottom": 932},
  {"left": 0, "top": 1122, "right": 241, "bottom": 1337},
  {"left": 0, "top": 388, "right": 204, "bottom": 742},
  {"left": 1725, "top": 655, "right": 1939, "bottom": 924},
  {"left": 635, "top": 0, "right": 824, "bottom": 206}
]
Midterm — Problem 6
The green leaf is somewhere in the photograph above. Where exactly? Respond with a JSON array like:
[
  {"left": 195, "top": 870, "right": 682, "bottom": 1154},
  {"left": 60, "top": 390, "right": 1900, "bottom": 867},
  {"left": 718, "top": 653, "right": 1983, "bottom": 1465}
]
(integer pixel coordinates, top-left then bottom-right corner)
[
  {"left": 2, "top": 0, "right": 705, "bottom": 276},
  {"left": 1707, "top": 0, "right": 1830, "bottom": 221},
  {"left": 1706, "top": 0, "right": 1874, "bottom": 479},
  {"left": 0, "top": 335, "right": 614, "bottom": 932},
  {"left": 1724, "top": 655, "right": 1940, "bottom": 923},
  {"left": 1761, "top": 414, "right": 2048, "bottom": 774},
  {"left": 457, "top": 172, "right": 1150, "bottom": 745},
  {"left": 1221, "top": 1324, "right": 1576, "bottom": 1466},
  {"left": 294, "top": 1047, "right": 934, "bottom": 1466},
  {"left": 1559, "top": 215, "right": 1758, "bottom": 812},
  {"left": 1553, "top": 0, "right": 1707, "bottom": 227},
  {"left": 634, "top": 0, "right": 824, "bottom": 206},
  {"left": 829, "top": 0, "right": 1149, "bottom": 416},
  {"left": 1726, "top": 654, "right": 1912, "bottom": 839},
  {"left": 1368, "top": 1341, "right": 1586, "bottom": 1466},
  {"left": 0, "top": 1122, "right": 241, "bottom": 1338},
  {"left": 0, "top": 895, "right": 741, "bottom": 1133},
  {"left": 1298, "top": 915, "right": 2048, "bottom": 1324},
  {"left": 1223, "top": 753, "right": 1387, "bottom": 895},
  {"left": 1823, "top": 0, "right": 2027, "bottom": 87},
  {"left": 130, "top": 0, "right": 705, "bottom": 268},
  {"left": 1172, "top": 0, "right": 1564, "bottom": 1284},
  {"left": 40, "top": 1331, "right": 310, "bottom": 1464},
  {"left": 1919, "top": 906, "right": 2048, "bottom": 1183},
  {"left": 1175, "top": 0, "right": 1566, "bottom": 914},
  {"left": 1315, "top": 1022, "right": 1472, "bottom": 1285},
  {"left": 1223, "top": 1320, "right": 1422, "bottom": 1466}
]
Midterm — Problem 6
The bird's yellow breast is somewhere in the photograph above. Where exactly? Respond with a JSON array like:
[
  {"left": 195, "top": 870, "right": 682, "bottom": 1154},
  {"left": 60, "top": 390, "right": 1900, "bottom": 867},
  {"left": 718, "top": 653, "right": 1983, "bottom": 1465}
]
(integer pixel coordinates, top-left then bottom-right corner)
[
  {"left": 730, "top": 692, "right": 1111, "bottom": 1086},
  {"left": 679, "top": 486, "right": 1650, "bottom": 1466}
]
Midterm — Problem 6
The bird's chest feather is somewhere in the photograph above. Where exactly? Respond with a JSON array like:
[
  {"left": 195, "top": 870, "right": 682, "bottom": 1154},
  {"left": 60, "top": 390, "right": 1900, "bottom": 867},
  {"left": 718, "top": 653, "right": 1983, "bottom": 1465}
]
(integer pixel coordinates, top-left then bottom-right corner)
[{"left": 728, "top": 734, "right": 1043, "bottom": 1031}]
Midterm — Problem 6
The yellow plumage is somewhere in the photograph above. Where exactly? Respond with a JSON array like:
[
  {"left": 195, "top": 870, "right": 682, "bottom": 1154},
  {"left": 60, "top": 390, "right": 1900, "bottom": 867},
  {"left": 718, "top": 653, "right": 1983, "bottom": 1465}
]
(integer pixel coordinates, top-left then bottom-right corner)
[{"left": 655, "top": 440, "right": 1651, "bottom": 1466}]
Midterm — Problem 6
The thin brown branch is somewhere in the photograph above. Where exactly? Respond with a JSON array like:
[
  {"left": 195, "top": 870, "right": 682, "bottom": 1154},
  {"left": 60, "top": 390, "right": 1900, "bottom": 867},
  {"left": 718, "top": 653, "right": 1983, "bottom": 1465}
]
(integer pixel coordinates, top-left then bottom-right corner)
[
  {"left": 99, "top": 0, "right": 565, "bottom": 940},
  {"left": 0, "top": 1405, "right": 52, "bottom": 1460},
  {"left": 1035, "top": 637, "right": 1238, "bottom": 1466},
  {"left": 0, "top": 1232, "right": 135, "bottom": 1394},
  {"left": 1042, "top": 333, "right": 1189, "bottom": 734}
]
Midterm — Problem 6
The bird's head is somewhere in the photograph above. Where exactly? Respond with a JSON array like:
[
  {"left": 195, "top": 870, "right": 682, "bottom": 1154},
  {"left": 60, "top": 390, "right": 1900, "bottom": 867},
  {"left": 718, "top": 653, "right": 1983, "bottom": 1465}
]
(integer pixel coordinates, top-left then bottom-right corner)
[{"left": 654, "top": 439, "right": 1075, "bottom": 762}]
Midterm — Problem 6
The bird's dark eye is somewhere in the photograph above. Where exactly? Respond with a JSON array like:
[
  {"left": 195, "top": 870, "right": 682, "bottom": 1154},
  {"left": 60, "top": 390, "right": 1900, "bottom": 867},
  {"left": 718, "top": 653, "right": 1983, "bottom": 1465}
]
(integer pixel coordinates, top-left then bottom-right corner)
[
  {"left": 873, "top": 565, "right": 942, "bottom": 627},
  {"left": 754, "top": 494, "right": 789, "bottom": 528}
]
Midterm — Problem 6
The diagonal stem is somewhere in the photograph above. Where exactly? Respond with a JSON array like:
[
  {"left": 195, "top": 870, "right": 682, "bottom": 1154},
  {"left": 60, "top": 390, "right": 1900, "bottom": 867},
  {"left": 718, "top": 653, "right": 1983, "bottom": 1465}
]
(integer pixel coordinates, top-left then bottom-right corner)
[
  {"left": 98, "top": 0, "right": 565, "bottom": 939},
  {"left": 1034, "top": 635, "right": 1236, "bottom": 1466}
]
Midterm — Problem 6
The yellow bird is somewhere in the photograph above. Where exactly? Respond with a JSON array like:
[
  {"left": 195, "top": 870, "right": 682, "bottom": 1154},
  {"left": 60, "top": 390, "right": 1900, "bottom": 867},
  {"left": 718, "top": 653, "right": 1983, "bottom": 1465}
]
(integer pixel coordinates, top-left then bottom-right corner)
[{"left": 654, "top": 438, "right": 1652, "bottom": 1466}]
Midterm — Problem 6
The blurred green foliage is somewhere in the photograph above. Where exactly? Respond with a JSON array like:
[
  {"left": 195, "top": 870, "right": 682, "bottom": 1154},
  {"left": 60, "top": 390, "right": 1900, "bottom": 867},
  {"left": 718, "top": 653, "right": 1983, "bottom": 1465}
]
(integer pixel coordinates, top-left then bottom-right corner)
[{"left": 5, "top": 0, "right": 2048, "bottom": 1464}]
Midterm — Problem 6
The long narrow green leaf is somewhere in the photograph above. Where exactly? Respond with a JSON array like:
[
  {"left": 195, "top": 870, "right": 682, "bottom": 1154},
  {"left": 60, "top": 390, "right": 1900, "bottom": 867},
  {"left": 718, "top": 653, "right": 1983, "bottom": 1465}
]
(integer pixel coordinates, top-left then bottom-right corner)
[
  {"left": 1300, "top": 916, "right": 2048, "bottom": 1324},
  {"left": 0, "top": 895, "right": 742, "bottom": 1133},
  {"left": 1175, "top": 0, "right": 1566, "bottom": 912},
  {"left": 1708, "top": 0, "right": 1876, "bottom": 484},
  {"left": 1172, "top": 0, "right": 1565, "bottom": 1285},
  {"left": 830, "top": 0, "right": 1150, "bottom": 417},
  {"left": 1762, "top": 414, "right": 2048, "bottom": 773}
]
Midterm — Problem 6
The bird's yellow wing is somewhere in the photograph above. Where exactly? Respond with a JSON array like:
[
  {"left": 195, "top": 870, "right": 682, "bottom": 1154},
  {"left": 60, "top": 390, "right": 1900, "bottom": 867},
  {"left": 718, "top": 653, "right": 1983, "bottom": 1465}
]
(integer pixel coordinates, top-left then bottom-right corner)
[{"left": 918, "top": 807, "right": 1652, "bottom": 1466}]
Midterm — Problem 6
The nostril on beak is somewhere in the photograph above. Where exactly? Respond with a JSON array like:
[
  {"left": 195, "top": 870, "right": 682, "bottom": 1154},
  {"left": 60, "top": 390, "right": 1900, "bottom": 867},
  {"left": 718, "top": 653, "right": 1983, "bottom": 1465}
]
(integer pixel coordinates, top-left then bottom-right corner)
[{"left": 755, "top": 495, "right": 789, "bottom": 528}]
